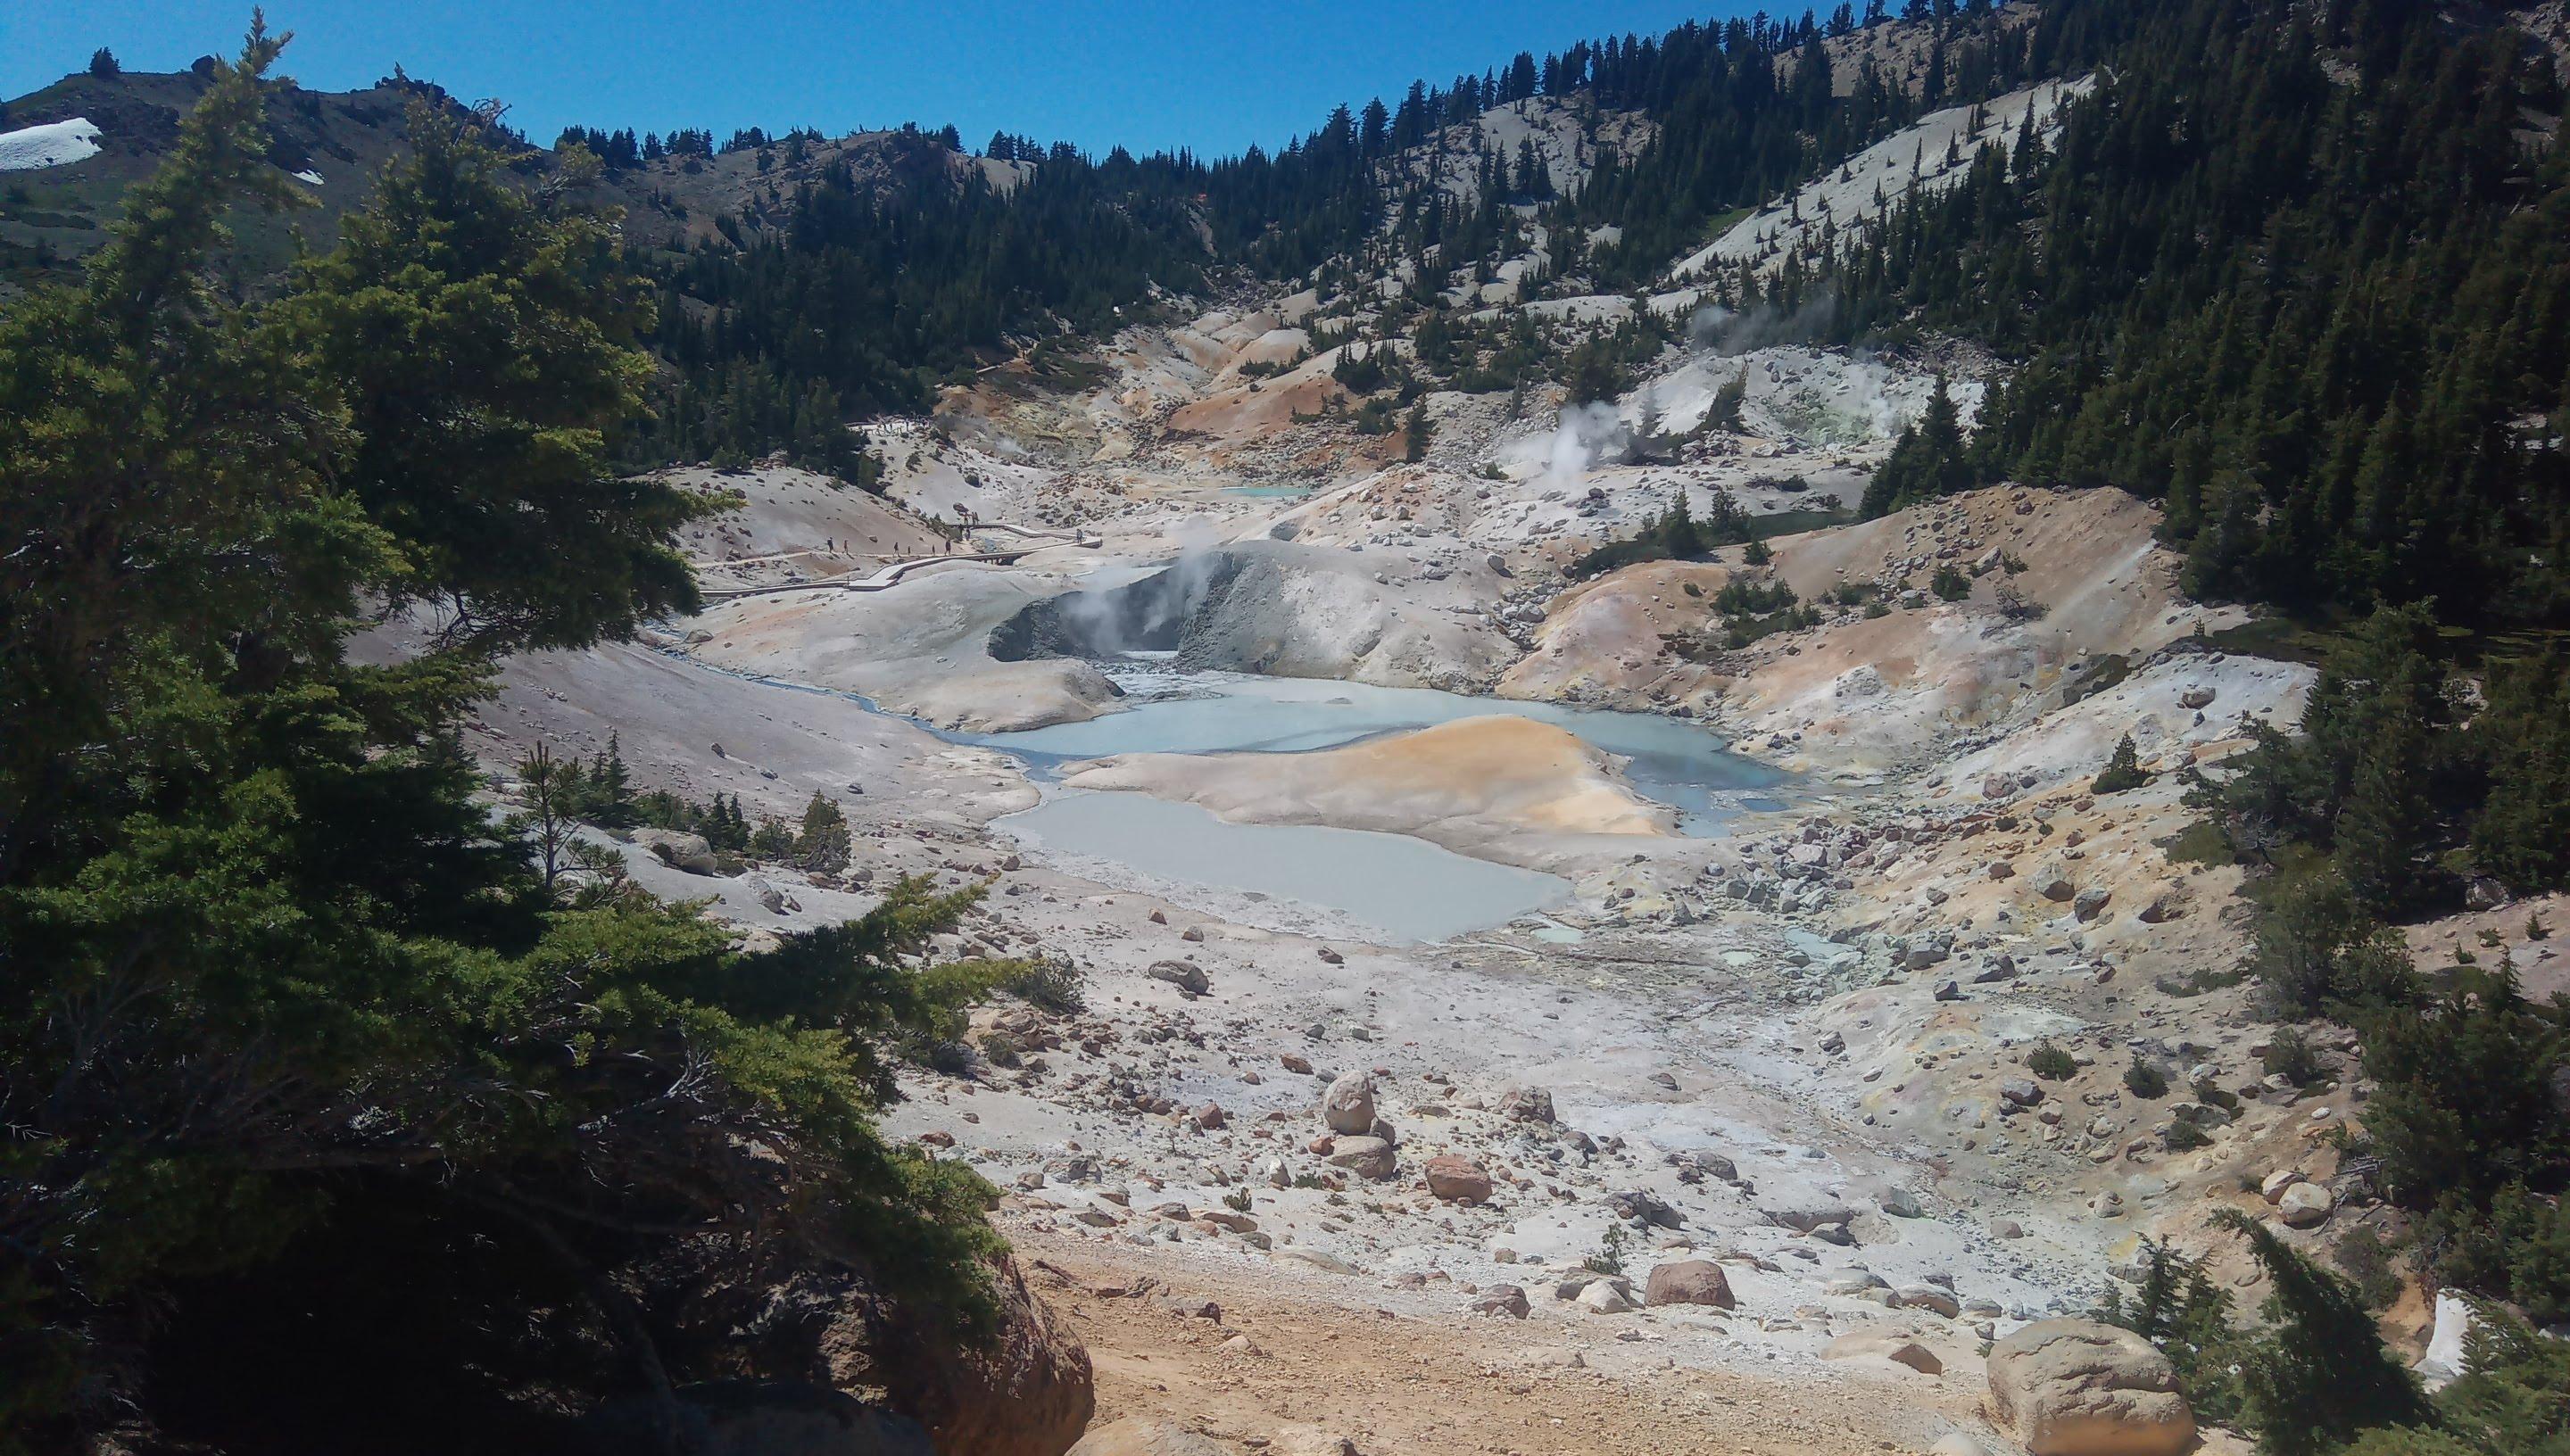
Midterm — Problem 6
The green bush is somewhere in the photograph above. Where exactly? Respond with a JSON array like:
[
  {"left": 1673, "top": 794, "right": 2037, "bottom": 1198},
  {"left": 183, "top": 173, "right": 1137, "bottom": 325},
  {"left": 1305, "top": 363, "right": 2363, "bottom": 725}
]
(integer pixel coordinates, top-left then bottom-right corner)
[
  {"left": 2028, "top": 1042, "right": 2078, "bottom": 1080},
  {"left": 2093, "top": 733, "right": 2150, "bottom": 794},
  {"left": 2125, "top": 1055, "right": 2171, "bottom": 1099}
]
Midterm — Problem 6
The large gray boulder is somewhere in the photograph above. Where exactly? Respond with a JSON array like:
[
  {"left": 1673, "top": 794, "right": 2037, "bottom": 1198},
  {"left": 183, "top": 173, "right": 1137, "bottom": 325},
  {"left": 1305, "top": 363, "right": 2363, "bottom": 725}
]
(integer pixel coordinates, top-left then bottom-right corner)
[
  {"left": 1986, "top": 1319, "right": 2195, "bottom": 1456},
  {"left": 1320, "top": 1071, "right": 1376, "bottom": 1135}
]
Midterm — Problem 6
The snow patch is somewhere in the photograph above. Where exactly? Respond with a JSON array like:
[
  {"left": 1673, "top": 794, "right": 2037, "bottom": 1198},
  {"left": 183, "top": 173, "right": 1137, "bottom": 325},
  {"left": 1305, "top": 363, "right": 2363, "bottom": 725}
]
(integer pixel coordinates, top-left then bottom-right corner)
[
  {"left": 292, "top": 168, "right": 324, "bottom": 186},
  {"left": 0, "top": 117, "right": 103, "bottom": 171}
]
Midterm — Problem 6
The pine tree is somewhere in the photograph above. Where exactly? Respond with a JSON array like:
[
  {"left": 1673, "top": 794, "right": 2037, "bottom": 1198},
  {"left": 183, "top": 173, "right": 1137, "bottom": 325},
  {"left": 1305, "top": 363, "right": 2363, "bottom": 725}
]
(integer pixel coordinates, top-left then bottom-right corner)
[
  {"left": 2214, "top": 1210, "right": 2433, "bottom": 1455},
  {"left": 2093, "top": 733, "right": 2148, "bottom": 793},
  {"left": 88, "top": 46, "right": 120, "bottom": 79},
  {"left": 796, "top": 791, "right": 853, "bottom": 874}
]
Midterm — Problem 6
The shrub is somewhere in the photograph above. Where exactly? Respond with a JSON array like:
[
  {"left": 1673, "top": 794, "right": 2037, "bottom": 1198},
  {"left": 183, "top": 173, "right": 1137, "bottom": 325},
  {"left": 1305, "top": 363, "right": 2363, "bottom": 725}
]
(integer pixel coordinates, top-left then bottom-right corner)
[
  {"left": 1931, "top": 563, "right": 1971, "bottom": 600},
  {"left": 2332, "top": 1228, "right": 2405, "bottom": 1310},
  {"left": 2094, "top": 733, "right": 2150, "bottom": 794},
  {"left": 2164, "top": 1121, "right": 2211, "bottom": 1152},
  {"left": 2126, "top": 1055, "right": 2171, "bottom": 1099},
  {"left": 2028, "top": 1042, "right": 2078, "bottom": 1080},
  {"left": 1002, "top": 956, "right": 1086, "bottom": 1014},
  {"left": 2264, "top": 1027, "right": 2326, "bottom": 1086}
]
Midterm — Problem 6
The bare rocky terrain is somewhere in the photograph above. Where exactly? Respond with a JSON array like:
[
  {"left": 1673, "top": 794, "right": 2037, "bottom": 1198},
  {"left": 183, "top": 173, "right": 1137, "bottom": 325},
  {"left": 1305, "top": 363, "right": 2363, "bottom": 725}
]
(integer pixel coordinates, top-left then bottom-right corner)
[{"left": 423, "top": 244, "right": 2458, "bottom": 1452}]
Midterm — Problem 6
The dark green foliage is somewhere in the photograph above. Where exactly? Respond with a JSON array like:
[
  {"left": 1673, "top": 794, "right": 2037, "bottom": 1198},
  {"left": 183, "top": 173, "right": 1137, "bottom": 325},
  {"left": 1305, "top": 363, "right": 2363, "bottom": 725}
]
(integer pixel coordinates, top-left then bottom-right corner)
[
  {"left": 1001, "top": 956, "right": 1087, "bottom": 1015},
  {"left": 281, "top": 106, "right": 717, "bottom": 652},
  {"left": 1811, "top": 0, "right": 2570, "bottom": 641},
  {"left": 1704, "top": 367, "right": 1748, "bottom": 433},
  {"left": 1930, "top": 563, "right": 1971, "bottom": 600},
  {"left": 0, "top": 36, "right": 1016, "bottom": 1447},
  {"left": 1403, "top": 402, "right": 1433, "bottom": 462},
  {"left": 2213, "top": 1209, "right": 2434, "bottom": 1456},
  {"left": 1571, "top": 492, "right": 1751, "bottom": 577},
  {"left": 2361, "top": 968, "right": 2570, "bottom": 1320},
  {"left": 2027, "top": 1041, "right": 2077, "bottom": 1080},
  {"left": 2262, "top": 1027, "right": 2325, "bottom": 1086},
  {"left": 1860, "top": 376, "right": 1971, "bottom": 518},
  {"left": 749, "top": 815, "right": 797, "bottom": 859},
  {"left": 2124, "top": 1055, "right": 2170, "bottom": 1099},
  {"left": 797, "top": 790, "right": 852, "bottom": 874},
  {"left": 2467, "top": 653, "right": 2570, "bottom": 892},
  {"left": 2340, "top": 1303, "right": 2570, "bottom": 1454},
  {"left": 87, "top": 47, "right": 119, "bottom": 79},
  {"left": 2331, "top": 1227, "right": 2405, "bottom": 1311},
  {"left": 2093, "top": 733, "right": 2148, "bottom": 793},
  {"left": 2096, "top": 1239, "right": 2251, "bottom": 1427},
  {"left": 2187, "top": 606, "right": 2498, "bottom": 914},
  {"left": 2244, "top": 868, "right": 2417, "bottom": 1015}
]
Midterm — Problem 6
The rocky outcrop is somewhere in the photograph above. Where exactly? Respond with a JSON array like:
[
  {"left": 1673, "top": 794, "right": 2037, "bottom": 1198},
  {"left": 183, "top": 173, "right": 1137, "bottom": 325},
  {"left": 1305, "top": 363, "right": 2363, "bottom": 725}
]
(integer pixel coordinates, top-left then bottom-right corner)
[{"left": 1986, "top": 1319, "right": 2194, "bottom": 1456}]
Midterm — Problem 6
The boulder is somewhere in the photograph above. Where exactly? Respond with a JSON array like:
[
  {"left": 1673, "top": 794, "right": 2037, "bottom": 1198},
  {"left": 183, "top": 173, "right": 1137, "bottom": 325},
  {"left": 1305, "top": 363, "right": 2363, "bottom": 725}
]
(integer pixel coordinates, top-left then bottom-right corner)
[
  {"left": 1320, "top": 1071, "right": 1377, "bottom": 1135},
  {"left": 1643, "top": 1259, "right": 1736, "bottom": 1309},
  {"left": 867, "top": 1255, "right": 1094, "bottom": 1456},
  {"left": 636, "top": 828, "right": 722, "bottom": 876},
  {"left": 2259, "top": 1169, "right": 2305, "bottom": 1204},
  {"left": 1986, "top": 1319, "right": 2194, "bottom": 1456},
  {"left": 1608, "top": 1188, "right": 1684, "bottom": 1228},
  {"left": 1422, "top": 1154, "right": 1493, "bottom": 1204},
  {"left": 1146, "top": 961, "right": 1209, "bottom": 997},
  {"left": 2073, "top": 887, "right": 2113, "bottom": 922},
  {"left": 1498, "top": 1085, "right": 1555, "bottom": 1123},
  {"left": 1323, "top": 1136, "right": 1396, "bottom": 1180},
  {"left": 1823, "top": 1332, "right": 1944, "bottom": 1374},
  {"left": 1066, "top": 1419, "right": 1231, "bottom": 1456},
  {"left": 1898, "top": 1284, "right": 1963, "bottom": 1318},
  {"left": 2276, "top": 1180, "right": 2334, "bottom": 1228},
  {"left": 1471, "top": 1284, "right": 1531, "bottom": 1319},
  {"left": 1576, "top": 1278, "right": 1637, "bottom": 1313}
]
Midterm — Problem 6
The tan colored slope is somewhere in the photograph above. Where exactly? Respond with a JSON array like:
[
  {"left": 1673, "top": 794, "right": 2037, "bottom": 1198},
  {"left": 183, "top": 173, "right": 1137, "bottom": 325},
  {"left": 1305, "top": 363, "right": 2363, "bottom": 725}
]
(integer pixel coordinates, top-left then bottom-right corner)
[
  {"left": 1057, "top": 715, "right": 1674, "bottom": 872},
  {"left": 1502, "top": 486, "right": 2259, "bottom": 775}
]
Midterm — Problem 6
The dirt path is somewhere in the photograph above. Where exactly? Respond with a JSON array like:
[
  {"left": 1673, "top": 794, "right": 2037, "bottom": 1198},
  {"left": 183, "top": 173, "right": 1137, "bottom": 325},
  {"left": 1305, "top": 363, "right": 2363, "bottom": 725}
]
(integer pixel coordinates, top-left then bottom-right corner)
[{"left": 1018, "top": 1233, "right": 1983, "bottom": 1456}]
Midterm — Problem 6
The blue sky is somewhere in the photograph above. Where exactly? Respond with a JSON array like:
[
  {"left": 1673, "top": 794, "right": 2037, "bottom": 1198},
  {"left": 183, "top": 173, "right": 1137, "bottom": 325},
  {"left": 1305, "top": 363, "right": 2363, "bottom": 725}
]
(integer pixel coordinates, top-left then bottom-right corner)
[{"left": 6, "top": 2, "right": 1751, "bottom": 158}]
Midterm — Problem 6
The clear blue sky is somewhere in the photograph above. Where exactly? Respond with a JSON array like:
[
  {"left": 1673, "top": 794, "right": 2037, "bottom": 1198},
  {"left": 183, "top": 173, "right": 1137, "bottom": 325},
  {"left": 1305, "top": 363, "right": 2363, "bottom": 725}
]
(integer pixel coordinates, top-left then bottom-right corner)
[{"left": 7, "top": 2, "right": 1753, "bottom": 158}]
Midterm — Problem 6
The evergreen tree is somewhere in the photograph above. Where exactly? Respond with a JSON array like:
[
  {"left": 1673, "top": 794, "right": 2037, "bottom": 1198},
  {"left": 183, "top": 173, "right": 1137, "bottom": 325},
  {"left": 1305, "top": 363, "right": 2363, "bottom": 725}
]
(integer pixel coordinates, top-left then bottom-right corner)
[
  {"left": 2213, "top": 1209, "right": 2434, "bottom": 1456},
  {"left": 0, "top": 38, "right": 1024, "bottom": 1439},
  {"left": 796, "top": 791, "right": 852, "bottom": 875},
  {"left": 88, "top": 47, "right": 120, "bottom": 79},
  {"left": 2093, "top": 733, "right": 2147, "bottom": 793}
]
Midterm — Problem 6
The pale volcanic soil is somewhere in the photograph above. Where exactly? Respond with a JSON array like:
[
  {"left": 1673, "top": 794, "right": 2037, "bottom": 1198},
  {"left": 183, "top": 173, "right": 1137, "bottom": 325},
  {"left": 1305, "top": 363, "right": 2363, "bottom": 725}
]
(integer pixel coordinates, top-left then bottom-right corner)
[{"left": 467, "top": 272, "right": 2378, "bottom": 1454}]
